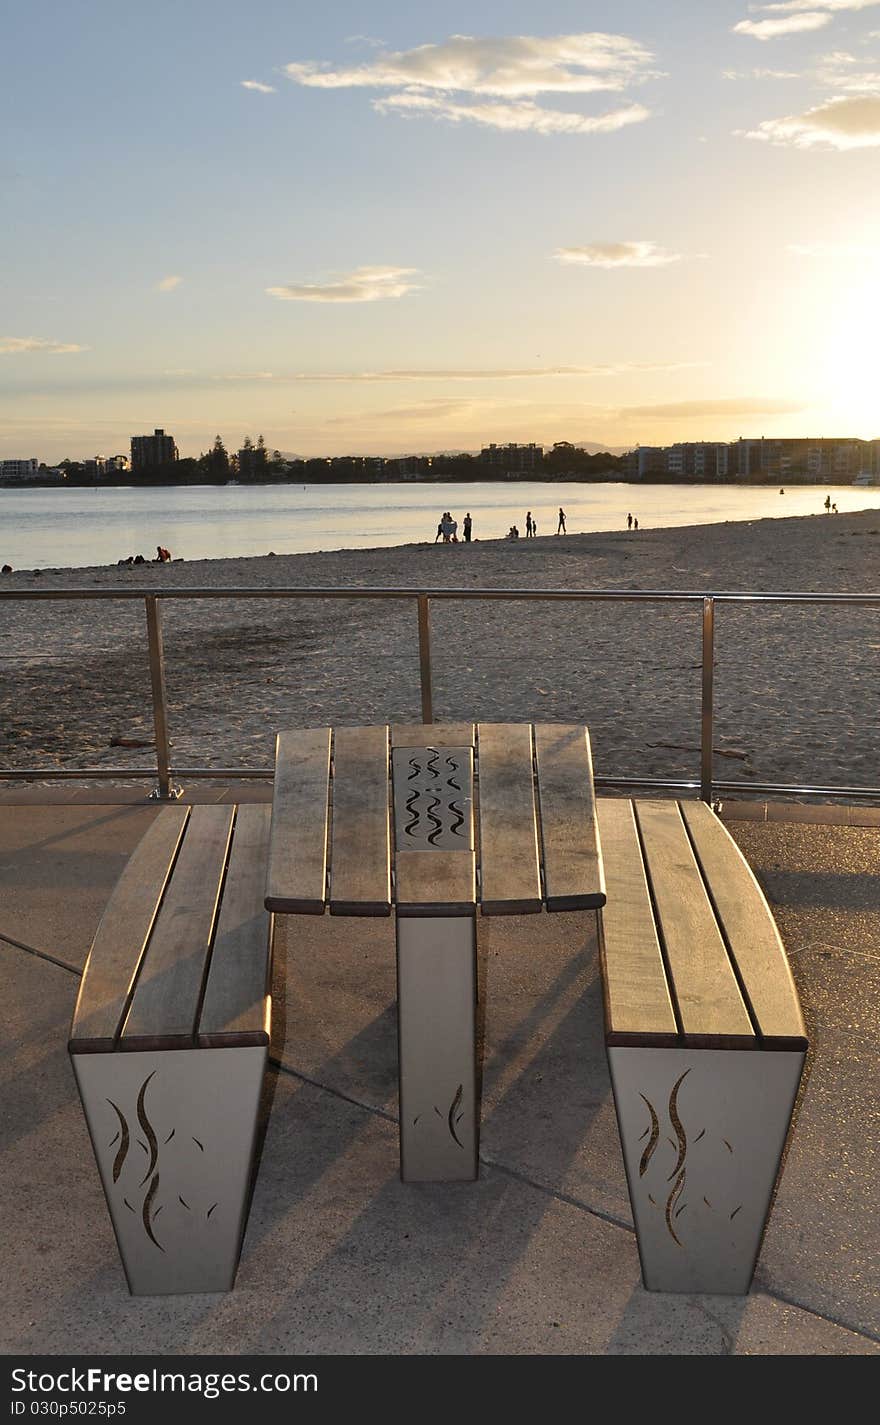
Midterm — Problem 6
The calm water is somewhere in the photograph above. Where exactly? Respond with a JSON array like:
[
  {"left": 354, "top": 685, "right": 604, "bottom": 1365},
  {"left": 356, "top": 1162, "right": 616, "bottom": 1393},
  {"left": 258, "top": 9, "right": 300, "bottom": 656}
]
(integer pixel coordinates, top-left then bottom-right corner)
[{"left": 3, "top": 480, "right": 880, "bottom": 571}]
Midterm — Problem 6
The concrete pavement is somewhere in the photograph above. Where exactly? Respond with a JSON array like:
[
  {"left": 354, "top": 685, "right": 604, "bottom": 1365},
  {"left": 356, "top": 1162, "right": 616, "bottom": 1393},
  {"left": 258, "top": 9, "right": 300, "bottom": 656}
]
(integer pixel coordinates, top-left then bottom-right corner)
[{"left": 0, "top": 794, "right": 877, "bottom": 1355}]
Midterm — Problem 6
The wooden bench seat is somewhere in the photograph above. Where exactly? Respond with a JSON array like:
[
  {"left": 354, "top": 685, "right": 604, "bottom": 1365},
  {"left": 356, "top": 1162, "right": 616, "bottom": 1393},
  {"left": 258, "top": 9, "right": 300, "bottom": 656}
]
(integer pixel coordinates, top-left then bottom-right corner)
[
  {"left": 597, "top": 798, "right": 807, "bottom": 1295},
  {"left": 69, "top": 804, "right": 273, "bottom": 1296}
]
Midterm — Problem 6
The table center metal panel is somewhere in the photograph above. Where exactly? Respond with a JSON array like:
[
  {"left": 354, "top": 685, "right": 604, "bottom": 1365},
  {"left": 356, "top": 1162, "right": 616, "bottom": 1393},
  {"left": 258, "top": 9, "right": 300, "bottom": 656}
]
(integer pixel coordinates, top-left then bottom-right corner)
[{"left": 391, "top": 746, "right": 474, "bottom": 852}]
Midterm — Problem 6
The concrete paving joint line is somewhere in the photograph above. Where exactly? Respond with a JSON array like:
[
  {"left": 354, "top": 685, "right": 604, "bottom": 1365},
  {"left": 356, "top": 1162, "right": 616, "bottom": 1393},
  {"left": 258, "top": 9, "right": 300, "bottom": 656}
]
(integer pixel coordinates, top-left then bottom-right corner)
[
  {"left": 0, "top": 930, "right": 81, "bottom": 976},
  {"left": 266, "top": 1055, "right": 880, "bottom": 1351}
]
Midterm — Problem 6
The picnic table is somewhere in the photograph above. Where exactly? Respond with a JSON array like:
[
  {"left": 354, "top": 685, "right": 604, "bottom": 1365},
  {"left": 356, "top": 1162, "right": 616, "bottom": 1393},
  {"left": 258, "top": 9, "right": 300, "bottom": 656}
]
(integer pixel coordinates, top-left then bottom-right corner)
[{"left": 265, "top": 722, "right": 606, "bottom": 1182}]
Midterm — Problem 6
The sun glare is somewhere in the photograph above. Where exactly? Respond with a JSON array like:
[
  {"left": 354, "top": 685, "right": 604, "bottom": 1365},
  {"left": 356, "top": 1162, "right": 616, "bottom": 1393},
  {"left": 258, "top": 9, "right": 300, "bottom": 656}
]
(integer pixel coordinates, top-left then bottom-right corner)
[{"left": 817, "top": 266, "right": 880, "bottom": 435}]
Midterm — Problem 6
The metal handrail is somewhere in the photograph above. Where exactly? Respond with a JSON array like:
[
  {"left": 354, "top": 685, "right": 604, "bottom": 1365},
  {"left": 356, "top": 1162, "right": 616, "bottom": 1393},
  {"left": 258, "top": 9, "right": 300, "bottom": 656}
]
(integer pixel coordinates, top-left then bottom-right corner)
[{"left": 2, "top": 583, "right": 878, "bottom": 802}]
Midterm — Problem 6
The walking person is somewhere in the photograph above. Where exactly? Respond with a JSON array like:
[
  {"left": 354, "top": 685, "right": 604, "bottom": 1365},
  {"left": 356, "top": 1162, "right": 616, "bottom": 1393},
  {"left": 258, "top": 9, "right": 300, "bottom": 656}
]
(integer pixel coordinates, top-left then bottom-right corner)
[
  {"left": 434, "top": 516, "right": 444, "bottom": 543},
  {"left": 556, "top": 506, "right": 566, "bottom": 535},
  {"left": 463, "top": 512, "right": 472, "bottom": 543}
]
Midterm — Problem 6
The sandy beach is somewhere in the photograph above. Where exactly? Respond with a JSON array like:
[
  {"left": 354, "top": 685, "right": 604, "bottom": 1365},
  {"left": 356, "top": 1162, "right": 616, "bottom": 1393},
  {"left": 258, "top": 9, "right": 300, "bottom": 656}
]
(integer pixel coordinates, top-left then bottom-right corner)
[{"left": 1, "top": 509, "right": 879, "bottom": 794}]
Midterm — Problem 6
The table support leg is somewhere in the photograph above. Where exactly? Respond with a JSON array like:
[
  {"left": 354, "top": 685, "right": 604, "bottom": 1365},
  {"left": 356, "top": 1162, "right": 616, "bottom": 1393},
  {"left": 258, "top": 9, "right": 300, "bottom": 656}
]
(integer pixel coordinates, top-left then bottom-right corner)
[
  {"left": 71, "top": 1045, "right": 267, "bottom": 1295},
  {"left": 396, "top": 913, "right": 478, "bottom": 1183},
  {"left": 608, "top": 1045, "right": 804, "bottom": 1293}
]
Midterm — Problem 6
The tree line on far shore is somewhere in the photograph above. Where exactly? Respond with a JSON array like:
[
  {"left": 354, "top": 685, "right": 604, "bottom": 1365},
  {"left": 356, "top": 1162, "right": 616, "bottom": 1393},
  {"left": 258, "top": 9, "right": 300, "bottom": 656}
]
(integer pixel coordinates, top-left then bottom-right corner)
[{"left": 46, "top": 436, "right": 627, "bottom": 486}]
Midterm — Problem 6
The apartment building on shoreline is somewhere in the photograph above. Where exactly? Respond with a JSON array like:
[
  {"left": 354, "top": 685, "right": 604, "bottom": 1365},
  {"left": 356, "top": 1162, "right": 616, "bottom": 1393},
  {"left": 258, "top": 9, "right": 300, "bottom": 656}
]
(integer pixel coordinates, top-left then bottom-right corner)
[{"left": 627, "top": 437, "right": 880, "bottom": 482}]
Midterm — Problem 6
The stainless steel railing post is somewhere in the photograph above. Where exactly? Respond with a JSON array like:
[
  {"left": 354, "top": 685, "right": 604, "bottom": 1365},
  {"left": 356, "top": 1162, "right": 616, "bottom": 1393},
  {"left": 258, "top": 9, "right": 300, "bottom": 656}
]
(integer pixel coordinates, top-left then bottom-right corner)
[
  {"left": 700, "top": 596, "right": 715, "bottom": 803},
  {"left": 417, "top": 594, "right": 434, "bottom": 724},
  {"left": 144, "top": 595, "right": 182, "bottom": 800}
]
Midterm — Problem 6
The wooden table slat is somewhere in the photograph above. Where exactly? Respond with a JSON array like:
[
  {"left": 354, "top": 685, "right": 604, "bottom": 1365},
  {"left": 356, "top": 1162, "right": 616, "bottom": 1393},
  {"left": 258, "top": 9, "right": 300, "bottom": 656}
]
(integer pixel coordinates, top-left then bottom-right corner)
[
  {"left": 635, "top": 800, "right": 755, "bottom": 1047},
  {"left": 122, "top": 805, "right": 235, "bottom": 1049},
  {"left": 596, "top": 800, "right": 679, "bottom": 1044},
  {"left": 330, "top": 725, "right": 392, "bottom": 915},
  {"left": 680, "top": 801, "right": 807, "bottom": 1047},
  {"left": 476, "top": 723, "right": 542, "bottom": 914},
  {"left": 69, "top": 807, "right": 190, "bottom": 1052},
  {"left": 395, "top": 850, "right": 476, "bottom": 916},
  {"left": 198, "top": 804, "right": 273, "bottom": 1047},
  {"left": 534, "top": 724, "right": 606, "bottom": 910},
  {"left": 265, "top": 728, "right": 331, "bottom": 912},
  {"left": 391, "top": 723, "right": 475, "bottom": 747}
]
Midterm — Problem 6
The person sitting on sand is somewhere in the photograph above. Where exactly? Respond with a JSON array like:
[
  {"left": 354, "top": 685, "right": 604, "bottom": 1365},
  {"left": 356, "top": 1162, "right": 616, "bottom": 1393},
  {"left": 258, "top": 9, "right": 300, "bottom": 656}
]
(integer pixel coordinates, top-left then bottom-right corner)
[{"left": 507, "top": 525, "right": 520, "bottom": 540}]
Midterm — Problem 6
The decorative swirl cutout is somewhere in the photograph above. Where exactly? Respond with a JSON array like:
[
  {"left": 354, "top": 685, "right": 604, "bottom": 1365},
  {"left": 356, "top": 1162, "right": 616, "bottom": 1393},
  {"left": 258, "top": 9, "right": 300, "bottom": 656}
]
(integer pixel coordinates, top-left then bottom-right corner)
[
  {"left": 447, "top": 798, "right": 466, "bottom": 837},
  {"left": 404, "top": 788, "right": 421, "bottom": 838},
  {"left": 666, "top": 1070, "right": 690, "bottom": 1182},
  {"left": 407, "top": 756, "right": 422, "bottom": 782},
  {"left": 665, "top": 1168, "right": 686, "bottom": 1246},
  {"left": 426, "top": 750, "right": 440, "bottom": 777},
  {"left": 106, "top": 1100, "right": 130, "bottom": 1183},
  {"left": 638, "top": 1094, "right": 659, "bottom": 1178},
  {"left": 136, "top": 1071, "right": 159, "bottom": 1188},
  {"left": 425, "top": 795, "right": 443, "bottom": 845},
  {"left": 447, "top": 1085, "right": 465, "bottom": 1149},
  {"left": 142, "top": 1173, "right": 164, "bottom": 1252}
]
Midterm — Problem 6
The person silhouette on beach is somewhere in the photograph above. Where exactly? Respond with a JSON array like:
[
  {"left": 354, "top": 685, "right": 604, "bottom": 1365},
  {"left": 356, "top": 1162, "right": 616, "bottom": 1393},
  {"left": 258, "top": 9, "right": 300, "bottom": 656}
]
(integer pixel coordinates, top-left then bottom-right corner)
[
  {"left": 824, "top": 495, "right": 832, "bottom": 512},
  {"left": 633, "top": 517, "right": 639, "bottom": 530},
  {"left": 435, "top": 518, "right": 444, "bottom": 542},
  {"left": 463, "top": 512, "right": 472, "bottom": 542},
  {"left": 525, "top": 511, "right": 534, "bottom": 538},
  {"left": 627, "top": 512, "right": 633, "bottom": 530},
  {"left": 556, "top": 507, "right": 566, "bottom": 534}
]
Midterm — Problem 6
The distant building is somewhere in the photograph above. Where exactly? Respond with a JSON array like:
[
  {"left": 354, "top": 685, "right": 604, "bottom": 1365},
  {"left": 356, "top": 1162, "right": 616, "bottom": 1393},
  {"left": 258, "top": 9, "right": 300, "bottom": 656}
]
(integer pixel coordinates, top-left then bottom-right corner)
[
  {"left": 81, "top": 454, "right": 129, "bottom": 479},
  {"left": 130, "top": 428, "right": 178, "bottom": 471},
  {"left": 626, "top": 446, "right": 666, "bottom": 479},
  {"left": 0, "top": 458, "right": 39, "bottom": 481},
  {"left": 480, "top": 442, "right": 543, "bottom": 474},
  {"left": 626, "top": 436, "right": 880, "bottom": 483}
]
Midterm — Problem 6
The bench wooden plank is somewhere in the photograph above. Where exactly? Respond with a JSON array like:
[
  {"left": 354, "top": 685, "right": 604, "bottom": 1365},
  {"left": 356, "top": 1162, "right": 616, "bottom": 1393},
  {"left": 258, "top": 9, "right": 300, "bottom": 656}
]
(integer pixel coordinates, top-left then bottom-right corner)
[
  {"left": 198, "top": 805, "right": 273, "bottom": 1048},
  {"left": 121, "top": 805, "right": 235, "bottom": 1049},
  {"left": 69, "top": 807, "right": 190, "bottom": 1052},
  {"left": 391, "top": 723, "right": 475, "bottom": 747},
  {"left": 596, "top": 800, "right": 678, "bottom": 1045},
  {"left": 266, "top": 727, "right": 331, "bottom": 913},
  {"left": 330, "top": 725, "right": 392, "bottom": 916},
  {"left": 395, "top": 850, "right": 476, "bottom": 916},
  {"left": 634, "top": 800, "right": 755, "bottom": 1047},
  {"left": 477, "top": 723, "right": 542, "bottom": 914},
  {"left": 534, "top": 724, "right": 606, "bottom": 911},
  {"left": 680, "top": 801, "right": 807, "bottom": 1048}
]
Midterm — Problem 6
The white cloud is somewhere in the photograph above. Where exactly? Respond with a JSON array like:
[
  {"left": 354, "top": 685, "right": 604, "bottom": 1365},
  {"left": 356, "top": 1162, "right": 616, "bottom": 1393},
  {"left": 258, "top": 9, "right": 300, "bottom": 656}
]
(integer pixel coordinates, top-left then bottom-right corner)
[
  {"left": 285, "top": 32, "right": 658, "bottom": 135},
  {"left": 156, "top": 275, "right": 183, "bottom": 292},
  {"left": 266, "top": 265, "right": 422, "bottom": 303},
  {"left": 619, "top": 398, "right": 805, "bottom": 419},
  {"left": 0, "top": 336, "right": 88, "bottom": 355},
  {"left": 241, "top": 80, "right": 276, "bottom": 93},
  {"left": 733, "top": 13, "right": 833, "bottom": 39},
  {"left": 555, "top": 241, "right": 682, "bottom": 268},
  {"left": 722, "top": 67, "right": 798, "bottom": 77},
  {"left": 789, "top": 238, "right": 880, "bottom": 254},
  {"left": 326, "top": 397, "right": 485, "bottom": 425},
  {"left": 761, "top": 1, "right": 880, "bottom": 11},
  {"left": 286, "top": 33, "right": 657, "bottom": 96},
  {"left": 291, "top": 362, "right": 705, "bottom": 382},
  {"left": 375, "top": 92, "right": 649, "bottom": 134},
  {"left": 741, "top": 92, "right": 880, "bottom": 145}
]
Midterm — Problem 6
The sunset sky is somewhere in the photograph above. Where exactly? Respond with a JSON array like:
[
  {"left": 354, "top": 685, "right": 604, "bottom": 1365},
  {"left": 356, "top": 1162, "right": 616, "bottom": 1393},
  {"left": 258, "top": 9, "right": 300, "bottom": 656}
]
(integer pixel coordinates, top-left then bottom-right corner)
[{"left": 4, "top": 0, "right": 880, "bottom": 460}]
